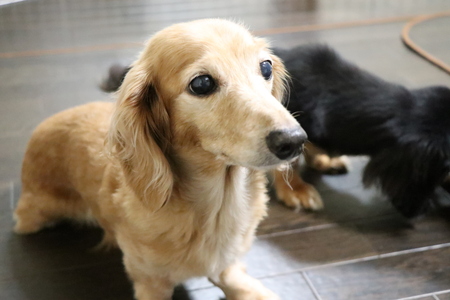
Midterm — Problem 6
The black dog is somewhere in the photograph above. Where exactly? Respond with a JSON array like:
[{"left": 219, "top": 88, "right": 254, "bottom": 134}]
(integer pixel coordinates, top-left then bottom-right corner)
[
  {"left": 101, "top": 45, "right": 450, "bottom": 217},
  {"left": 273, "top": 45, "right": 450, "bottom": 217}
]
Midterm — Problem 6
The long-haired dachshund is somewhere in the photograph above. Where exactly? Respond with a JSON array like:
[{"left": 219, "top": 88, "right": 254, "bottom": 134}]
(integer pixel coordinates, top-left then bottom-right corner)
[
  {"left": 13, "top": 19, "right": 306, "bottom": 300},
  {"left": 272, "top": 44, "right": 450, "bottom": 218}
]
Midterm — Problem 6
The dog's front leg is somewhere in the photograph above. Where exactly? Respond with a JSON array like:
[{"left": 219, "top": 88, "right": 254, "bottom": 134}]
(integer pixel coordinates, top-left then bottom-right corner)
[
  {"left": 124, "top": 257, "right": 174, "bottom": 300},
  {"left": 210, "top": 262, "right": 279, "bottom": 300}
]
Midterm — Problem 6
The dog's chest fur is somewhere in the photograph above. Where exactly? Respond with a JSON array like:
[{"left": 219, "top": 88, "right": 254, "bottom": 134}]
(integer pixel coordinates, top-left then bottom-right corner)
[
  {"left": 184, "top": 166, "right": 254, "bottom": 274},
  {"left": 110, "top": 163, "right": 267, "bottom": 282}
]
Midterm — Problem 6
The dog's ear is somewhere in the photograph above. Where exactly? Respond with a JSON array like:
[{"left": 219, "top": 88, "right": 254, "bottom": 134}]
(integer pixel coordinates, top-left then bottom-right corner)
[
  {"left": 363, "top": 145, "right": 448, "bottom": 218},
  {"left": 107, "top": 64, "right": 173, "bottom": 212},
  {"left": 270, "top": 54, "right": 289, "bottom": 102}
]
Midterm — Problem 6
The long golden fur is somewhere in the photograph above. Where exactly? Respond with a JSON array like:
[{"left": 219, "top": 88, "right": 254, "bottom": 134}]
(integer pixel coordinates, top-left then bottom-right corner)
[{"left": 14, "top": 19, "right": 303, "bottom": 300}]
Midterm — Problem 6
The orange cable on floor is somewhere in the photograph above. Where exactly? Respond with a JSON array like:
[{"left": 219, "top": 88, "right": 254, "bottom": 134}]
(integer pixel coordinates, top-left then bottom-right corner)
[{"left": 401, "top": 11, "right": 450, "bottom": 75}]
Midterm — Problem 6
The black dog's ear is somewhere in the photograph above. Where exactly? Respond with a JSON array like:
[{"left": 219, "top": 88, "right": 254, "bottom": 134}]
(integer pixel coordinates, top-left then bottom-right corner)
[
  {"left": 363, "top": 146, "right": 448, "bottom": 218},
  {"left": 100, "top": 64, "right": 131, "bottom": 93}
]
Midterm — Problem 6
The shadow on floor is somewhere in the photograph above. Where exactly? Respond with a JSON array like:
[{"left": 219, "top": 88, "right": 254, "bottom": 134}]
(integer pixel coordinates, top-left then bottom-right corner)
[{"left": 5, "top": 223, "right": 196, "bottom": 300}]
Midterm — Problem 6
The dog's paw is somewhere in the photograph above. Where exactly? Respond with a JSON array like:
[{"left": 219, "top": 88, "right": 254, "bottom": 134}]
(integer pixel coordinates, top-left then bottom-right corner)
[
  {"left": 214, "top": 264, "right": 280, "bottom": 300},
  {"left": 310, "top": 154, "right": 349, "bottom": 175},
  {"left": 13, "top": 211, "right": 55, "bottom": 235},
  {"left": 276, "top": 181, "right": 324, "bottom": 212},
  {"left": 256, "top": 289, "right": 280, "bottom": 300},
  {"left": 13, "top": 220, "right": 43, "bottom": 235},
  {"left": 231, "top": 289, "right": 280, "bottom": 300}
]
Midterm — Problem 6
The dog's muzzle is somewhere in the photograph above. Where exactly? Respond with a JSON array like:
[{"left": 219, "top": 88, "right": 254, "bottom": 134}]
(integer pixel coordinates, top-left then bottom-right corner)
[{"left": 266, "top": 127, "right": 307, "bottom": 160}]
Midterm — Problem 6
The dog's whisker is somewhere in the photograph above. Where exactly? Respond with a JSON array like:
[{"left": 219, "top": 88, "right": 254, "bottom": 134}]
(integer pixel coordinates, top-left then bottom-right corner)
[{"left": 280, "top": 164, "right": 294, "bottom": 190}]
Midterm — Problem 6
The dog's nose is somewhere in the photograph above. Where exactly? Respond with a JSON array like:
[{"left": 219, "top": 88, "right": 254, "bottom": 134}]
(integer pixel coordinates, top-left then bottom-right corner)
[{"left": 266, "top": 127, "right": 307, "bottom": 160}]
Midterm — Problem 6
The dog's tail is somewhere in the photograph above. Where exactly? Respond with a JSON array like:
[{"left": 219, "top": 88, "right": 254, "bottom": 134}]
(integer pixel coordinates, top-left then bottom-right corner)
[
  {"left": 100, "top": 64, "right": 131, "bottom": 93},
  {"left": 363, "top": 146, "right": 449, "bottom": 218}
]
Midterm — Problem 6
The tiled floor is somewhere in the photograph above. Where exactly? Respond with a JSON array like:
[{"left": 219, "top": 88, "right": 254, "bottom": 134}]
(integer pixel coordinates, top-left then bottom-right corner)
[{"left": 1, "top": 0, "right": 450, "bottom": 299}]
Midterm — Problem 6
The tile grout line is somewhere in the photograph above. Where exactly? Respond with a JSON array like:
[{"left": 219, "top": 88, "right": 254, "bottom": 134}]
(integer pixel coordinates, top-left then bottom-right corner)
[
  {"left": 433, "top": 290, "right": 450, "bottom": 297},
  {"left": 257, "top": 212, "right": 401, "bottom": 239},
  {"left": 255, "top": 242, "right": 450, "bottom": 280},
  {"left": 301, "top": 272, "right": 323, "bottom": 300},
  {"left": 181, "top": 243, "right": 450, "bottom": 293},
  {"left": 395, "top": 289, "right": 450, "bottom": 299},
  {"left": 258, "top": 223, "right": 338, "bottom": 239}
]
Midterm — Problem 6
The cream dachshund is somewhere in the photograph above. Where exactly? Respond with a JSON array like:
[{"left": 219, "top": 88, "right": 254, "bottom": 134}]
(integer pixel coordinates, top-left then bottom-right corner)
[{"left": 13, "top": 19, "right": 306, "bottom": 300}]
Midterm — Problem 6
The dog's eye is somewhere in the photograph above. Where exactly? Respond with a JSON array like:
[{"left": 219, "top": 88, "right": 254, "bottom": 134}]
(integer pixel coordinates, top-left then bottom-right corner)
[
  {"left": 260, "top": 60, "right": 272, "bottom": 80},
  {"left": 189, "top": 75, "right": 216, "bottom": 96}
]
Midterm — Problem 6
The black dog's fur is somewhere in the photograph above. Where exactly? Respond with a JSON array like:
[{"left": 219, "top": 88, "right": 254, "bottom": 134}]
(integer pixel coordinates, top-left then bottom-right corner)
[
  {"left": 102, "top": 45, "right": 450, "bottom": 218},
  {"left": 273, "top": 45, "right": 450, "bottom": 217}
]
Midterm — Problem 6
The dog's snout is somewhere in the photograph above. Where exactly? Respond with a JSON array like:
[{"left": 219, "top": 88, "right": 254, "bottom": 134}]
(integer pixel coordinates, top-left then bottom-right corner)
[{"left": 266, "top": 128, "right": 307, "bottom": 160}]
